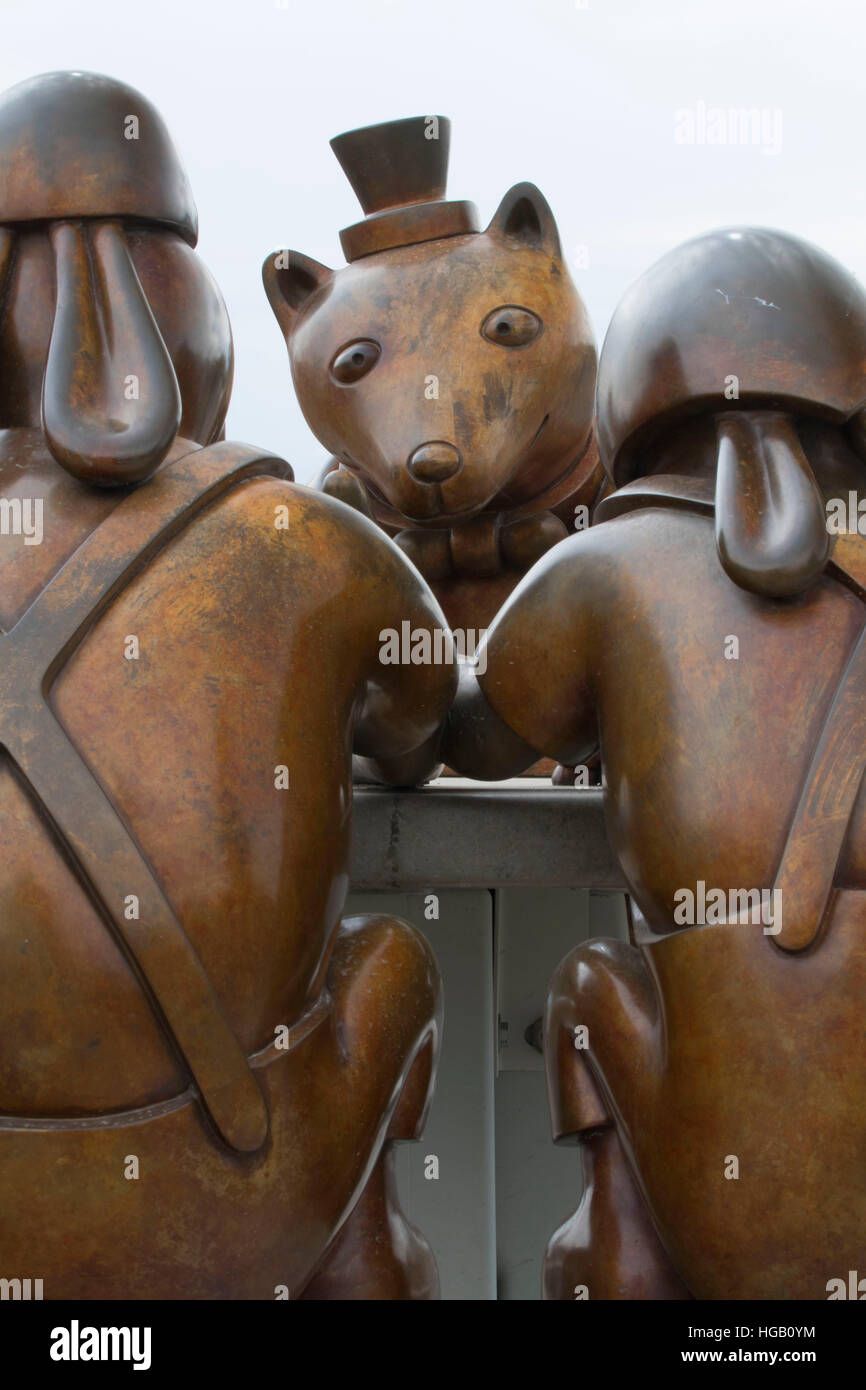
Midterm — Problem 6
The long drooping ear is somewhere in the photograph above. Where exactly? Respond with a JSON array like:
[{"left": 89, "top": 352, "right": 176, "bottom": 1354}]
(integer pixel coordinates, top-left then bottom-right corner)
[
  {"left": 261, "top": 249, "right": 333, "bottom": 342},
  {"left": 715, "top": 413, "right": 829, "bottom": 598},
  {"left": 485, "top": 182, "right": 562, "bottom": 258},
  {"left": 43, "top": 220, "right": 181, "bottom": 487}
]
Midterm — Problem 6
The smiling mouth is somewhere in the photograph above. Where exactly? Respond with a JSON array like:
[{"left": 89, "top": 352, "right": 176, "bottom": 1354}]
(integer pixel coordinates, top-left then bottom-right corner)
[{"left": 345, "top": 414, "right": 551, "bottom": 524}]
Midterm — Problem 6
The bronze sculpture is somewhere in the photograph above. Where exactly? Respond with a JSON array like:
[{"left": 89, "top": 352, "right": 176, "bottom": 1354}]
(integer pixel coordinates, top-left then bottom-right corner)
[
  {"left": 445, "top": 226, "right": 866, "bottom": 1298},
  {"left": 262, "top": 115, "right": 602, "bottom": 637},
  {"left": 0, "top": 70, "right": 455, "bottom": 1299}
]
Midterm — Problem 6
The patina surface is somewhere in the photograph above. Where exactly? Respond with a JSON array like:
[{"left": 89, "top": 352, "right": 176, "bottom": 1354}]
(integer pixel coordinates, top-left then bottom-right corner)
[
  {"left": 0, "top": 71, "right": 454, "bottom": 1299},
  {"left": 263, "top": 114, "right": 602, "bottom": 636},
  {"left": 446, "top": 227, "right": 866, "bottom": 1299}
]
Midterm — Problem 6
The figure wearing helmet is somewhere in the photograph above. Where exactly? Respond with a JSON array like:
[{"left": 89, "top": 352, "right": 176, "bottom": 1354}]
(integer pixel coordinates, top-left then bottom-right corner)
[
  {"left": 446, "top": 227, "right": 866, "bottom": 1298},
  {"left": 0, "top": 71, "right": 455, "bottom": 1299}
]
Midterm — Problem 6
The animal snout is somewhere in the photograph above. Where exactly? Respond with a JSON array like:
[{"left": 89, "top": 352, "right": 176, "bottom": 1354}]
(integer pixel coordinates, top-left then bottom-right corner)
[{"left": 407, "top": 440, "right": 463, "bottom": 483}]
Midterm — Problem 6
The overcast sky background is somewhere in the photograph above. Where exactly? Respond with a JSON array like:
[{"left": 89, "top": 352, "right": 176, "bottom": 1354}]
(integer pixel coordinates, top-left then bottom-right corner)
[{"left": 2, "top": 0, "right": 862, "bottom": 483}]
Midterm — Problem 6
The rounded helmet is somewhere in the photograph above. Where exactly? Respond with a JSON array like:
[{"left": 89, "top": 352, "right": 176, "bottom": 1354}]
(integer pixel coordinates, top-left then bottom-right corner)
[
  {"left": 0, "top": 69, "right": 197, "bottom": 244},
  {"left": 597, "top": 227, "right": 866, "bottom": 487}
]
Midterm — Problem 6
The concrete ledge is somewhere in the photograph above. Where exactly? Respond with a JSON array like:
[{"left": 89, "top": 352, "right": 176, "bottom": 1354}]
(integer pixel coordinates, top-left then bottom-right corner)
[{"left": 351, "top": 778, "right": 626, "bottom": 891}]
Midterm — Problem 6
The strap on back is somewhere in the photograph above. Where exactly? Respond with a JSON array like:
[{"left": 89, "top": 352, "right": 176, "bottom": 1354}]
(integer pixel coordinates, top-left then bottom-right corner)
[
  {"left": 597, "top": 475, "right": 866, "bottom": 953},
  {"left": 770, "top": 531, "right": 866, "bottom": 949},
  {"left": 0, "top": 441, "right": 292, "bottom": 1152}
]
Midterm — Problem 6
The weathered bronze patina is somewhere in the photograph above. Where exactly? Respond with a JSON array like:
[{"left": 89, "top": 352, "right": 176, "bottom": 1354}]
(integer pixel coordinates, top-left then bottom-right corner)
[
  {"left": 262, "top": 115, "right": 601, "bottom": 636},
  {"left": 0, "top": 71, "right": 455, "bottom": 1299},
  {"left": 446, "top": 227, "right": 866, "bottom": 1299}
]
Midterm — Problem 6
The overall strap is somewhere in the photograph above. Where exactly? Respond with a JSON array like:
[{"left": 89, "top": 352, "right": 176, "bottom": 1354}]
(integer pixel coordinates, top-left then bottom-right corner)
[
  {"left": 0, "top": 441, "right": 292, "bottom": 1152},
  {"left": 771, "top": 531, "right": 866, "bottom": 950},
  {"left": 598, "top": 476, "right": 866, "bottom": 953}
]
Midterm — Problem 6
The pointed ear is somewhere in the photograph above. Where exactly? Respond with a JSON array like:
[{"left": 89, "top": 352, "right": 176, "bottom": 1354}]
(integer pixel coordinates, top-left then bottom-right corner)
[
  {"left": 262, "top": 249, "right": 333, "bottom": 341},
  {"left": 486, "top": 182, "right": 561, "bottom": 258}
]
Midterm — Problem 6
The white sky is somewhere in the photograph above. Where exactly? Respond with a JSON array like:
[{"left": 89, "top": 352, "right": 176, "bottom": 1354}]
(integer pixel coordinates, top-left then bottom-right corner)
[{"left": 2, "top": 0, "right": 863, "bottom": 482}]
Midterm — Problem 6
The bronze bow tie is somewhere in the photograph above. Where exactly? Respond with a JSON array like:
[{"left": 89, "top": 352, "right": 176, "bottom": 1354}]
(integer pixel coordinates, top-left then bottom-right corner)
[
  {"left": 393, "top": 508, "right": 569, "bottom": 581},
  {"left": 320, "top": 460, "right": 577, "bottom": 580}
]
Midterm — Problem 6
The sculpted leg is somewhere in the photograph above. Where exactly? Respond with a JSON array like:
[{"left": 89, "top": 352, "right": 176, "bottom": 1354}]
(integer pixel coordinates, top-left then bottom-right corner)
[
  {"left": 543, "top": 1127, "right": 691, "bottom": 1300},
  {"left": 299, "top": 1144, "right": 438, "bottom": 1301},
  {"left": 300, "top": 913, "right": 441, "bottom": 1300},
  {"left": 543, "top": 939, "right": 691, "bottom": 1300}
]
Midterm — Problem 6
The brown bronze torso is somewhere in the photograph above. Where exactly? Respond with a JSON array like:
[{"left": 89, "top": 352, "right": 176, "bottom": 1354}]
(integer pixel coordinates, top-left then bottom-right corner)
[{"left": 0, "top": 432, "right": 443, "bottom": 1297}]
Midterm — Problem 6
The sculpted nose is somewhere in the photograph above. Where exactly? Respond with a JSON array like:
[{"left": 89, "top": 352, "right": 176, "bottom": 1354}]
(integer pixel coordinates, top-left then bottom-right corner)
[{"left": 407, "top": 441, "right": 463, "bottom": 483}]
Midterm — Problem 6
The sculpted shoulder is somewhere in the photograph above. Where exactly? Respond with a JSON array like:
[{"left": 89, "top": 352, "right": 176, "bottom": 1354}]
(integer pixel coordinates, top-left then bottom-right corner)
[{"left": 214, "top": 469, "right": 444, "bottom": 605}]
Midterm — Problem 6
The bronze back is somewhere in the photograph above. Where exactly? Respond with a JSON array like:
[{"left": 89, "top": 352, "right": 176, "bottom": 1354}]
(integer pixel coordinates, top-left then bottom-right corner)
[
  {"left": 0, "top": 70, "right": 454, "bottom": 1300},
  {"left": 446, "top": 226, "right": 866, "bottom": 1298}
]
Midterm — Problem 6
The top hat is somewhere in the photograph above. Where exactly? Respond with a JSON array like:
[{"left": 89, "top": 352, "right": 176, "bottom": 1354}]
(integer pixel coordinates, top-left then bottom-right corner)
[
  {"left": 330, "top": 115, "right": 479, "bottom": 262},
  {"left": 0, "top": 70, "right": 198, "bottom": 245}
]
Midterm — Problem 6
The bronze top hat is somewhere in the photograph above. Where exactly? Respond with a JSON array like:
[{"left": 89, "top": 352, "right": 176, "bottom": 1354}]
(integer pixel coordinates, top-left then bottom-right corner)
[
  {"left": 0, "top": 70, "right": 198, "bottom": 245},
  {"left": 330, "top": 115, "right": 479, "bottom": 262}
]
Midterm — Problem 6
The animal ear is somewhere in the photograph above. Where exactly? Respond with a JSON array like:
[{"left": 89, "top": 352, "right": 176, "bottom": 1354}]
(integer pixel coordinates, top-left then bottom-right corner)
[
  {"left": 714, "top": 412, "right": 829, "bottom": 598},
  {"left": 43, "top": 220, "right": 181, "bottom": 487},
  {"left": 262, "top": 249, "right": 333, "bottom": 341},
  {"left": 486, "top": 182, "right": 561, "bottom": 258}
]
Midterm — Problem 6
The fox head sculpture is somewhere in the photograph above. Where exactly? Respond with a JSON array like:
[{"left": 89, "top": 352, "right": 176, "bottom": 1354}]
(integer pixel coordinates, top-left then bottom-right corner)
[{"left": 263, "top": 116, "right": 598, "bottom": 542}]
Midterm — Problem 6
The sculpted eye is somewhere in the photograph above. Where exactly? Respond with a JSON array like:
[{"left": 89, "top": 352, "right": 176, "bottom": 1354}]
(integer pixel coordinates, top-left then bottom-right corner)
[
  {"left": 330, "top": 339, "right": 381, "bottom": 384},
  {"left": 481, "top": 305, "right": 543, "bottom": 347}
]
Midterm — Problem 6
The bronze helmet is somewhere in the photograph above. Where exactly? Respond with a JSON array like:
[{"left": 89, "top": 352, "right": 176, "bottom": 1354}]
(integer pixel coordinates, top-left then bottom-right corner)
[
  {"left": 596, "top": 227, "right": 866, "bottom": 597},
  {"left": 0, "top": 70, "right": 231, "bottom": 486}
]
